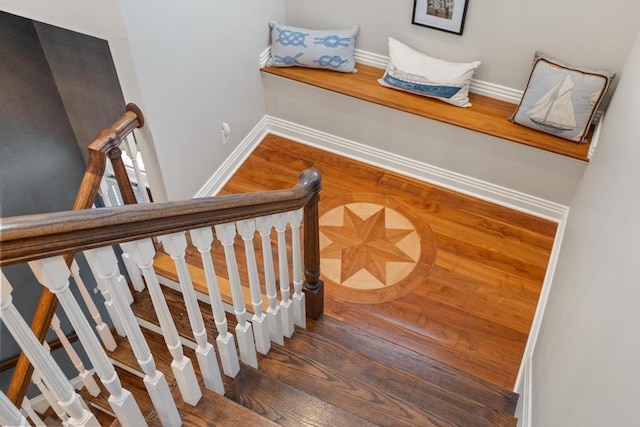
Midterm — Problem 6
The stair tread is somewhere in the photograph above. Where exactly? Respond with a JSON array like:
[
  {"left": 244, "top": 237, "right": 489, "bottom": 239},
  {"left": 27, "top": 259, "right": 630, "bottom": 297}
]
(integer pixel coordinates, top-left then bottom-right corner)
[
  {"left": 114, "top": 299, "right": 370, "bottom": 426},
  {"left": 109, "top": 325, "right": 281, "bottom": 426},
  {"left": 143, "top": 271, "right": 518, "bottom": 414},
  {"left": 257, "top": 322, "right": 517, "bottom": 427},
  {"left": 306, "top": 315, "right": 519, "bottom": 415},
  {"left": 131, "top": 284, "right": 517, "bottom": 426},
  {"left": 224, "top": 362, "right": 376, "bottom": 427}
]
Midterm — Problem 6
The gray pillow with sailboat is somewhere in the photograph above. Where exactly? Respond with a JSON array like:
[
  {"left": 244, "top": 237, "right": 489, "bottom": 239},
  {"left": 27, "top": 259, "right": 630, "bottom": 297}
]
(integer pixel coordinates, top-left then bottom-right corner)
[{"left": 510, "top": 52, "right": 614, "bottom": 143}]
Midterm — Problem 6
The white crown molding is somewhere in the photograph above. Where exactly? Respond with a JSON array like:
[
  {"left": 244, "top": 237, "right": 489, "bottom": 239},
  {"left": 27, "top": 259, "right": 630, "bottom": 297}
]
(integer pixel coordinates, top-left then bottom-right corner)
[
  {"left": 193, "top": 116, "right": 269, "bottom": 198},
  {"left": 265, "top": 115, "right": 567, "bottom": 222}
]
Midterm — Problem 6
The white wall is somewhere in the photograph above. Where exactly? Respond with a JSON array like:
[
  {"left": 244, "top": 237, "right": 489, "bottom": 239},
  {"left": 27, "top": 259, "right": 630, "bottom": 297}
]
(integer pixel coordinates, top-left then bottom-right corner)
[
  {"left": 117, "top": 1, "right": 285, "bottom": 199},
  {"left": 284, "top": 0, "right": 639, "bottom": 92},
  {"left": 530, "top": 29, "right": 640, "bottom": 426}
]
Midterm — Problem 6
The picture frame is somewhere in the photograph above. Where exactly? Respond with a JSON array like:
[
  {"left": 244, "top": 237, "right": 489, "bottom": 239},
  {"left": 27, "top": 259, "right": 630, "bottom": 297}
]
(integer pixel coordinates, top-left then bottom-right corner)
[{"left": 412, "top": 0, "right": 469, "bottom": 36}]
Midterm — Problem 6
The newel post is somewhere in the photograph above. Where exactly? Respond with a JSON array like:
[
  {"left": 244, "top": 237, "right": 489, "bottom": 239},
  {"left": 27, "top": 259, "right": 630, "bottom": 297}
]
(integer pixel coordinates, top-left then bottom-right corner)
[{"left": 301, "top": 169, "right": 324, "bottom": 319}]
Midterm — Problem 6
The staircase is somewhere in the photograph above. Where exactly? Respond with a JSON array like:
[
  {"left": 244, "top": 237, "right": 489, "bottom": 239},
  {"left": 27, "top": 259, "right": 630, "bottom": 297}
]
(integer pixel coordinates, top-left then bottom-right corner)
[
  {"left": 0, "top": 105, "right": 522, "bottom": 427},
  {"left": 97, "top": 285, "right": 518, "bottom": 426}
]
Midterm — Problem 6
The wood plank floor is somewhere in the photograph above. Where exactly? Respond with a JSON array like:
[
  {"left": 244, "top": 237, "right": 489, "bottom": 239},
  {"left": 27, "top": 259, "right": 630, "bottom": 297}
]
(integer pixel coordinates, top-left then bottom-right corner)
[{"left": 216, "top": 134, "right": 556, "bottom": 389}]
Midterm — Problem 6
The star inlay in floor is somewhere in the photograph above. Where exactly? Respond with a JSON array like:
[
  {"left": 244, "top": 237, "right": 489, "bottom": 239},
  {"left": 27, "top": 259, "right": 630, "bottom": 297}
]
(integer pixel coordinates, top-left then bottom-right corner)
[{"left": 319, "top": 194, "right": 437, "bottom": 303}]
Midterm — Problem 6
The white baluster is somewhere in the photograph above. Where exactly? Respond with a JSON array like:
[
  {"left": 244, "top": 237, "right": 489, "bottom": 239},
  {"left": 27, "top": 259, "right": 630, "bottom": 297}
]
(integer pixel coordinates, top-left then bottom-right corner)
[
  {"left": 236, "top": 219, "right": 271, "bottom": 355},
  {"left": 85, "top": 250, "right": 127, "bottom": 337},
  {"left": 21, "top": 397, "right": 46, "bottom": 427},
  {"left": 85, "top": 246, "right": 181, "bottom": 426},
  {"left": 69, "top": 259, "right": 117, "bottom": 351},
  {"left": 123, "top": 239, "right": 202, "bottom": 406},
  {"left": 28, "top": 258, "right": 146, "bottom": 427},
  {"left": 190, "top": 227, "right": 241, "bottom": 378},
  {"left": 273, "top": 213, "right": 295, "bottom": 338},
  {"left": 288, "top": 209, "right": 306, "bottom": 328},
  {"left": 161, "top": 232, "right": 225, "bottom": 395},
  {"left": 31, "top": 368, "right": 69, "bottom": 425},
  {"left": 98, "top": 179, "right": 146, "bottom": 293},
  {"left": 123, "top": 134, "right": 151, "bottom": 203},
  {"left": 0, "top": 272, "right": 97, "bottom": 427},
  {"left": 121, "top": 250, "right": 146, "bottom": 293},
  {"left": 49, "top": 314, "right": 101, "bottom": 397},
  {"left": 255, "top": 216, "right": 284, "bottom": 346},
  {"left": 98, "top": 179, "right": 113, "bottom": 208},
  {"left": 0, "top": 390, "right": 29, "bottom": 427},
  {"left": 214, "top": 223, "right": 258, "bottom": 369}
]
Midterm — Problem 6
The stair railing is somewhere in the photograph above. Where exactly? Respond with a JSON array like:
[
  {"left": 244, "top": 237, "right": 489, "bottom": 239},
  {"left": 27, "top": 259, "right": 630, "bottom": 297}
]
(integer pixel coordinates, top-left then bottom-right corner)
[
  {"left": 1, "top": 168, "right": 323, "bottom": 426},
  {"left": 3, "top": 103, "right": 145, "bottom": 409}
]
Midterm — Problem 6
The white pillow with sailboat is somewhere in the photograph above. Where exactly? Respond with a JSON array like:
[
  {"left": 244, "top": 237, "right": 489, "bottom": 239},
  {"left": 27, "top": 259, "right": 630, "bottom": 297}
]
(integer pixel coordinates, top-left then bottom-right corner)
[{"left": 510, "top": 52, "right": 614, "bottom": 143}]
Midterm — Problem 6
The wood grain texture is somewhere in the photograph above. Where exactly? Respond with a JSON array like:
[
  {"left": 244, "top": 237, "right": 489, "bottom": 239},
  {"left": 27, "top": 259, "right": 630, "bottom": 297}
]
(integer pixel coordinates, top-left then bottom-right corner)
[
  {"left": 129, "top": 284, "right": 516, "bottom": 426},
  {"left": 216, "top": 134, "right": 556, "bottom": 389},
  {"left": 262, "top": 64, "right": 592, "bottom": 161}
]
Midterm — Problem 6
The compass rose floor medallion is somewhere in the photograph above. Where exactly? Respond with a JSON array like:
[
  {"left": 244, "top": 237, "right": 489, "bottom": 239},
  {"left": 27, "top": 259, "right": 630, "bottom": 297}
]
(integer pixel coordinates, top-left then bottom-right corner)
[{"left": 319, "top": 194, "right": 437, "bottom": 304}]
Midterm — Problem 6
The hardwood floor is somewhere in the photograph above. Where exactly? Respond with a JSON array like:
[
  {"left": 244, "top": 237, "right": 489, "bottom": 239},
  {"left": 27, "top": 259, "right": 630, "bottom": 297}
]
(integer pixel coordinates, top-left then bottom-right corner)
[{"left": 217, "top": 134, "right": 556, "bottom": 389}]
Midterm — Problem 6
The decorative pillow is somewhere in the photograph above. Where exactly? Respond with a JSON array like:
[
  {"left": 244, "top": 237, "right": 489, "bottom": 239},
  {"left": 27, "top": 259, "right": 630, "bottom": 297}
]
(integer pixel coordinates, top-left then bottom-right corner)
[
  {"left": 378, "top": 37, "right": 481, "bottom": 107},
  {"left": 510, "top": 52, "right": 614, "bottom": 143},
  {"left": 268, "top": 22, "right": 359, "bottom": 73}
]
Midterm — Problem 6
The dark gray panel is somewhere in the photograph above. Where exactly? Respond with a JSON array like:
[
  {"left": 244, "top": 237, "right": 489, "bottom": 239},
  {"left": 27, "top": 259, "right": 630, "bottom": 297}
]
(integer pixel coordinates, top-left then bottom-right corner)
[
  {"left": 0, "top": 13, "right": 114, "bottom": 388},
  {"left": 35, "top": 21, "right": 126, "bottom": 160}
]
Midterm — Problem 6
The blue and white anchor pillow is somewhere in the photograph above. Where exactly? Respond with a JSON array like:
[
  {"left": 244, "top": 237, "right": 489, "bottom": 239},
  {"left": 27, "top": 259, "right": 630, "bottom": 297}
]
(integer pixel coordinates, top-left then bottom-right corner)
[
  {"left": 510, "top": 52, "right": 614, "bottom": 143},
  {"left": 378, "top": 38, "right": 481, "bottom": 107},
  {"left": 268, "top": 22, "right": 359, "bottom": 73}
]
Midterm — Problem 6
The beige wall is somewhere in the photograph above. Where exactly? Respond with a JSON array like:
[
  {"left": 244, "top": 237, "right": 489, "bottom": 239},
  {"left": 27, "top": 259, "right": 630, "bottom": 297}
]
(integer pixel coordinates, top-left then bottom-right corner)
[
  {"left": 284, "top": 0, "right": 639, "bottom": 92},
  {"left": 529, "top": 28, "right": 640, "bottom": 426}
]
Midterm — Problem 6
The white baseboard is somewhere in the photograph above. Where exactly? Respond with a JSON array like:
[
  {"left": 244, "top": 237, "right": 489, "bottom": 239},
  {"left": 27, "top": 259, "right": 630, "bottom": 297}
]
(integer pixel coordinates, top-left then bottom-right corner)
[
  {"left": 514, "top": 208, "right": 568, "bottom": 393},
  {"left": 515, "top": 356, "right": 533, "bottom": 427},
  {"left": 265, "top": 115, "right": 567, "bottom": 222},
  {"left": 193, "top": 116, "right": 269, "bottom": 197}
]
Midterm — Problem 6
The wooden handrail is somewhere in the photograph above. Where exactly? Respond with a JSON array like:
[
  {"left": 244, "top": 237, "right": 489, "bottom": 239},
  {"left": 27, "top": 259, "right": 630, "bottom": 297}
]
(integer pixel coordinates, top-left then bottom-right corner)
[
  {"left": 0, "top": 169, "right": 322, "bottom": 266},
  {"left": 4, "top": 104, "right": 144, "bottom": 406}
]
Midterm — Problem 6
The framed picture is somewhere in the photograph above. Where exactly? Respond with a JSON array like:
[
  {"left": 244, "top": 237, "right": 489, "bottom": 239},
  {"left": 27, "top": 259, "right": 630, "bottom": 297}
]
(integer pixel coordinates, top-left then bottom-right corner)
[{"left": 412, "top": 0, "right": 469, "bottom": 35}]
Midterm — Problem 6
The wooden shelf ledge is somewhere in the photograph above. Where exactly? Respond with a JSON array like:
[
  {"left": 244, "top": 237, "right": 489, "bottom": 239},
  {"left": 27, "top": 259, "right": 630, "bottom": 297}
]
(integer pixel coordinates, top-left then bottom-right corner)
[{"left": 261, "top": 64, "right": 592, "bottom": 162}]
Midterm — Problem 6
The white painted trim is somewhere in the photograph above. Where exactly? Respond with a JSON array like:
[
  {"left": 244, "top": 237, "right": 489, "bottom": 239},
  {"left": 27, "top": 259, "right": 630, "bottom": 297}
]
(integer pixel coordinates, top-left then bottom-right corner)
[
  {"left": 353, "top": 49, "right": 389, "bottom": 69},
  {"left": 589, "top": 112, "right": 605, "bottom": 160},
  {"left": 265, "top": 115, "right": 568, "bottom": 222},
  {"left": 30, "top": 374, "right": 86, "bottom": 414},
  {"left": 514, "top": 208, "right": 568, "bottom": 392},
  {"left": 258, "top": 46, "right": 271, "bottom": 69},
  {"left": 193, "top": 116, "right": 269, "bottom": 198},
  {"left": 469, "top": 79, "right": 523, "bottom": 104},
  {"left": 514, "top": 356, "right": 533, "bottom": 427}
]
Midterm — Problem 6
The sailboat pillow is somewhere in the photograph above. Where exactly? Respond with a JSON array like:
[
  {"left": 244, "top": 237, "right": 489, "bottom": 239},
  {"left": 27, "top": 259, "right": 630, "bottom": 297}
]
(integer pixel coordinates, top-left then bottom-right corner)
[
  {"left": 510, "top": 52, "right": 614, "bottom": 143},
  {"left": 378, "top": 37, "right": 481, "bottom": 107}
]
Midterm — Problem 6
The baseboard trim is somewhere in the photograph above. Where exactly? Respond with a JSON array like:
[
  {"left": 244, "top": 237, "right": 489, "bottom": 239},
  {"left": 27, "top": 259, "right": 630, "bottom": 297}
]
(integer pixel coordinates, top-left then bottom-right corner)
[
  {"left": 265, "top": 115, "right": 568, "bottom": 222},
  {"left": 193, "top": 116, "right": 269, "bottom": 197},
  {"left": 514, "top": 208, "right": 568, "bottom": 394},
  {"left": 514, "top": 356, "right": 533, "bottom": 426}
]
